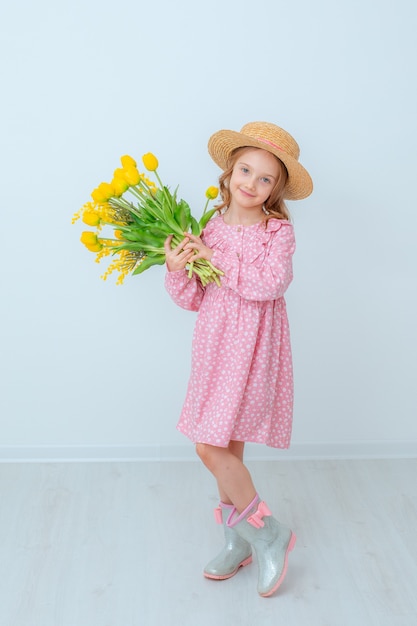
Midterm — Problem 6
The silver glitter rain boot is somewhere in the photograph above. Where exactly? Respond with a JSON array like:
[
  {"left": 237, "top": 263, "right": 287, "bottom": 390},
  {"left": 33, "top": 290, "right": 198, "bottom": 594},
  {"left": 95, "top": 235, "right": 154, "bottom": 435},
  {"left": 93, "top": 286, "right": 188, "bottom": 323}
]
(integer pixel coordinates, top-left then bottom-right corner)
[
  {"left": 227, "top": 495, "right": 296, "bottom": 597},
  {"left": 203, "top": 502, "right": 252, "bottom": 580}
]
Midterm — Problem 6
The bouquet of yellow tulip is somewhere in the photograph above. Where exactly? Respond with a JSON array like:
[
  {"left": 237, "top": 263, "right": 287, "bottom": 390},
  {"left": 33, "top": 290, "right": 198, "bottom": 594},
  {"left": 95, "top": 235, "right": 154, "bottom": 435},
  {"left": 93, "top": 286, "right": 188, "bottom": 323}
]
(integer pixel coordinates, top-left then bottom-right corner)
[{"left": 72, "top": 152, "right": 222, "bottom": 285}]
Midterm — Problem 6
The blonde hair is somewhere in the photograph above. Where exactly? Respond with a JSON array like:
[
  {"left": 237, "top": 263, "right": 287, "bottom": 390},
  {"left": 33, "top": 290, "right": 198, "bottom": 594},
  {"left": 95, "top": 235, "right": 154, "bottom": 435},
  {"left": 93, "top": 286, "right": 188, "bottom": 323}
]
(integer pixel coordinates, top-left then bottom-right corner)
[{"left": 215, "top": 147, "right": 290, "bottom": 222}]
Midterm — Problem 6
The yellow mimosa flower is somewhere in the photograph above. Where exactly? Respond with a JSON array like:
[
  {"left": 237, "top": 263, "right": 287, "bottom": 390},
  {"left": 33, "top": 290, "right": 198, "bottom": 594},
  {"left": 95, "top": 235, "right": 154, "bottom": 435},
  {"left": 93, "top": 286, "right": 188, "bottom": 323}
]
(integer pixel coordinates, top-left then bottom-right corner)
[
  {"left": 142, "top": 152, "right": 159, "bottom": 171},
  {"left": 100, "top": 238, "right": 119, "bottom": 247},
  {"left": 142, "top": 175, "right": 157, "bottom": 193},
  {"left": 114, "top": 230, "right": 123, "bottom": 239},
  {"left": 95, "top": 247, "right": 111, "bottom": 263},
  {"left": 71, "top": 208, "right": 82, "bottom": 224},
  {"left": 120, "top": 155, "right": 137, "bottom": 169},
  {"left": 206, "top": 186, "right": 219, "bottom": 200},
  {"left": 96, "top": 203, "right": 112, "bottom": 220}
]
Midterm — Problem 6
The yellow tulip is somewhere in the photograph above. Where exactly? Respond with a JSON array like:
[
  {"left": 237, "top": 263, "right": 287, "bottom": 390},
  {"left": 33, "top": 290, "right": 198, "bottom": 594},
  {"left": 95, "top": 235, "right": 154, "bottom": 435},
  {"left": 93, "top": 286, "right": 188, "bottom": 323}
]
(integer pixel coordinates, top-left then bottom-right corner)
[
  {"left": 81, "top": 231, "right": 99, "bottom": 245},
  {"left": 82, "top": 211, "right": 101, "bottom": 226},
  {"left": 206, "top": 186, "right": 219, "bottom": 200},
  {"left": 91, "top": 182, "right": 114, "bottom": 203},
  {"left": 142, "top": 152, "right": 159, "bottom": 171},
  {"left": 85, "top": 242, "right": 103, "bottom": 252},
  {"left": 120, "top": 155, "right": 137, "bottom": 169},
  {"left": 111, "top": 176, "right": 129, "bottom": 197},
  {"left": 123, "top": 167, "right": 140, "bottom": 186},
  {"left": 113, "top": 167, "right": 125, "bottom": 178}
]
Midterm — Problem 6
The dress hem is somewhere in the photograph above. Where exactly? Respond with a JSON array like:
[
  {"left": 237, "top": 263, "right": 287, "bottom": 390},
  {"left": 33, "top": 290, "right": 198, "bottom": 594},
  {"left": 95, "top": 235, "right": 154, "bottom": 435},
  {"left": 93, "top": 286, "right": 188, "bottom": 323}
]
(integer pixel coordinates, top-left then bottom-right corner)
[{"left": 176, "top": 425, "right": 291, "bottom": 450}]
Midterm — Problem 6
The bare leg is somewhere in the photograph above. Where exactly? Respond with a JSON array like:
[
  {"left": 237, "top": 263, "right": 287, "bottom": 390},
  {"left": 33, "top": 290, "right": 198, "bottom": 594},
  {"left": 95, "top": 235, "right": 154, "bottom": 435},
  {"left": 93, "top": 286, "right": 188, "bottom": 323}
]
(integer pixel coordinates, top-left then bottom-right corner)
[
  {"left": 196, "top": 441, "right": 257, "bottom": 513},
  {"left": 217, "top": 441, "right": 245, "bottom": 504}
]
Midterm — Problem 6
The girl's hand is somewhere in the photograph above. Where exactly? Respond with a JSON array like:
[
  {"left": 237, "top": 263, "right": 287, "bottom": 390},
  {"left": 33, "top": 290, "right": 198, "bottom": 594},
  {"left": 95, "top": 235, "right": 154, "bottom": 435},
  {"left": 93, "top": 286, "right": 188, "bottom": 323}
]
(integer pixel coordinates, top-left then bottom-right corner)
[
  {"left": 183, "top": 232, "right": 214, "bottom": 262},
  {"left": 164, "top": 235, "right": 194, "bottom": 272}
]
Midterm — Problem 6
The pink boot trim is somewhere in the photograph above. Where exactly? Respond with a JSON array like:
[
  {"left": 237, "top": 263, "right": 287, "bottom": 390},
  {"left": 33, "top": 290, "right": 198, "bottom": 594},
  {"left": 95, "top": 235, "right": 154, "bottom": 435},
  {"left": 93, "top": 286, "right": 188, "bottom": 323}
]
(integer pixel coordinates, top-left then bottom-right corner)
[
  {"left": 214, "top": 502, "right": 234, "bottom": 525},
  {"left": 204, "top": 555, "right": 253, "bottom": 580},
  {"left": 226, "top": 494, "right": 260, "bottom": 528},
  {"left": 260, "top": 532, "right": 297, "bottom": 598}
]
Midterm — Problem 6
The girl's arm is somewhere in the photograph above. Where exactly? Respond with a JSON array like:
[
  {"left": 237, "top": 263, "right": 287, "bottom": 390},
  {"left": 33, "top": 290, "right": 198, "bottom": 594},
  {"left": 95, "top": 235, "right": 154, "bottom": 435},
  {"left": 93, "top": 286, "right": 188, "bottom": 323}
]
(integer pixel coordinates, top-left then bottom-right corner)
[
  {"left": 164, "top": 235, "right": 205, "bottom": 311},
  {"left": 185, "top": 224, "right": 295, "bottom": 302},
  {"left": 164, "top": 270, "right": 205, "bottom": 311}
]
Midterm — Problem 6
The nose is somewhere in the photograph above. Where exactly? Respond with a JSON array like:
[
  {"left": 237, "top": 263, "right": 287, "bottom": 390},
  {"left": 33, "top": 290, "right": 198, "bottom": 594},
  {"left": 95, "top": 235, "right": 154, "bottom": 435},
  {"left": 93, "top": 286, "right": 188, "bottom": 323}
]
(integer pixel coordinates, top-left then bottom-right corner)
[{"left": 244, "top": 175, "right": 256, "bottom": 190}]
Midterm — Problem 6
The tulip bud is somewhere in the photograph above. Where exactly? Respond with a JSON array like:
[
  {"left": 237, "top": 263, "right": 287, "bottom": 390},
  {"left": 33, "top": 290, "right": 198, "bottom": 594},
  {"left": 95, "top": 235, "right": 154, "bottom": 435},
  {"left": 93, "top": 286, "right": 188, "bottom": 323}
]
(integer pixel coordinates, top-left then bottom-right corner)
[
  {"left": 205, "top": 186, "right": 219, "bottom": 200},
  {"left": 120, "top": 155, "right": 137, "bottom": 169},
  {"left": 111, "top": 176, "right": 129, "bottom": 196},
  {"left": 123, "top": 167, "right": 140, "bottom": 186},
  {"left": 85, "top": 242, "right": 103, "bottom": 252},
  {"left": 91, "top": 182, "right": 114, "bottom": 203},
  {"left": 142, "top": 152, "right": 159, "bottom": 172},
  {"left": 82, "top": 211, "right": 101, "bottom": 226},
  {"left": 81, "top": 231, "right": 99, "bottom": 245}
]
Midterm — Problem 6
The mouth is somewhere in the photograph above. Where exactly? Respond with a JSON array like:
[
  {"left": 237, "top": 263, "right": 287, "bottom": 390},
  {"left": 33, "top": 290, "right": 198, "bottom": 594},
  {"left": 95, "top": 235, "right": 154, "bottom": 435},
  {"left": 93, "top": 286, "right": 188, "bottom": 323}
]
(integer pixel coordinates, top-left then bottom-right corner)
[{"left": 239, "top": 188, "right": 255, "bottom": 198}]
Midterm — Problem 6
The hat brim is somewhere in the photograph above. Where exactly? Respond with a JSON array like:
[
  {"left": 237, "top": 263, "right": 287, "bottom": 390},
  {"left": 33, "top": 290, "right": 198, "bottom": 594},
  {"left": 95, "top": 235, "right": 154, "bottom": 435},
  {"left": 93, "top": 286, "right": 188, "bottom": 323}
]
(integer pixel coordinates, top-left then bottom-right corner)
[{"left": 208, "top": 130, "right": 313, "bottom": 200}]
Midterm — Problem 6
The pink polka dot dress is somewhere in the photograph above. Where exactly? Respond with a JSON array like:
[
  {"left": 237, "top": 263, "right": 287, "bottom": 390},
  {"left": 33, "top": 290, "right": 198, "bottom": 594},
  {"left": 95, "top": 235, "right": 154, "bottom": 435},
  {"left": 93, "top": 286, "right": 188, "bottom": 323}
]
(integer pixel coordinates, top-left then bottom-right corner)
[{"left": 165, "top": 214, "right": 295, "bottom": 449}]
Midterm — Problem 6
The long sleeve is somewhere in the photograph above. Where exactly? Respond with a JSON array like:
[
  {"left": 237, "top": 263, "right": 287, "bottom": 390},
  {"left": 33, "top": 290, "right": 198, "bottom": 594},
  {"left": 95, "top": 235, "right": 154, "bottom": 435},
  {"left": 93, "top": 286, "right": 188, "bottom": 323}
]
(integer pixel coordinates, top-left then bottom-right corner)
[
  {"left": 164, "top": 269, "right": 205, "bottom": 311},
  {"left": 209, "top": 222, "right": 295, "bottom": 302}
]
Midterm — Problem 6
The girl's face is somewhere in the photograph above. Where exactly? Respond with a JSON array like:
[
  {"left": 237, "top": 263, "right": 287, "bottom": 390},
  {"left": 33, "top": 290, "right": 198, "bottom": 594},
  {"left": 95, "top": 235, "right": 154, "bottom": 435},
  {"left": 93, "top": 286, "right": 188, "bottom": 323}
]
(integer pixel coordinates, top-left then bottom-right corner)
[{"left": 229, "top": 148, "right": 280, "bottom": 212}]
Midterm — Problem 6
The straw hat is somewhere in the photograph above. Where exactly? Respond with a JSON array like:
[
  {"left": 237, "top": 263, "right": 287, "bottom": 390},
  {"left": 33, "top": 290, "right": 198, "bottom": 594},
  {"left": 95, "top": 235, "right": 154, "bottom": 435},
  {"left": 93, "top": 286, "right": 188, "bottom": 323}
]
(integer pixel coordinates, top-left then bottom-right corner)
[{"left": 208, "top": 121, "right": 313, "bottom": 200}]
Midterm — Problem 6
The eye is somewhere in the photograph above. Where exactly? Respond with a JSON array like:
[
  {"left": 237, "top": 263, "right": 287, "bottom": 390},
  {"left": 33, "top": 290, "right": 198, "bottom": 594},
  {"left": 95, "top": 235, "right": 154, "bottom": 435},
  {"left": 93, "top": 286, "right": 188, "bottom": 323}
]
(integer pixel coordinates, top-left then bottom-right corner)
[
  {"left": 241, "top": 166, "right": 249, "bottom": 174},
  {"left": 261, "top": 177, "right": 271, "bottom": 184}
]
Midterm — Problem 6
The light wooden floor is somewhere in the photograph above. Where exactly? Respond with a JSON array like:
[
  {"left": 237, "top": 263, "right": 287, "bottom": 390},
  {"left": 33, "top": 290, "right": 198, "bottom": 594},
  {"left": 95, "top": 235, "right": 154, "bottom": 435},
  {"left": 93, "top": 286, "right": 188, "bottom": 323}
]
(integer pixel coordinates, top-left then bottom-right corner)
[{"left": 0, "top": 458, "right": 416, "bottom": 626}]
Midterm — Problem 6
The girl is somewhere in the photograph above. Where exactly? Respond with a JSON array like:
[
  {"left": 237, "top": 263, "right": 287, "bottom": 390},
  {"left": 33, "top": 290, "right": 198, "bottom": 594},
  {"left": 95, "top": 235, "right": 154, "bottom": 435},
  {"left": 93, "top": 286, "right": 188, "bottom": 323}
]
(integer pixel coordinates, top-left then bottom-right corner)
[{"left": 164, "top": 121, "right": 312, "bottom": 597}]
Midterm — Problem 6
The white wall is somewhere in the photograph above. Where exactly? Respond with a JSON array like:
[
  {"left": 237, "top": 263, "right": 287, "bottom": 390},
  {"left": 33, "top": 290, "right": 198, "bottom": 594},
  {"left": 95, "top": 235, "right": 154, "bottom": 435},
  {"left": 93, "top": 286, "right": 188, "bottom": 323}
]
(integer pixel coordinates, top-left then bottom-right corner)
[{"left": 1, "top": 0, "right": 416, "bottom": 460}]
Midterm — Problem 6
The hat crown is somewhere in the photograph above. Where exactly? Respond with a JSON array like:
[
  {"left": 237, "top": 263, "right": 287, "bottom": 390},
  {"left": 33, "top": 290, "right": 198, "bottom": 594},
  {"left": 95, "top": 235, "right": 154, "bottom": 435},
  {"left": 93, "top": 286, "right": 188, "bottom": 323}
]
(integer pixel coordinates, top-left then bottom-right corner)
[{"left": 240, "top": 122, "right": 300, "bottom": 162}]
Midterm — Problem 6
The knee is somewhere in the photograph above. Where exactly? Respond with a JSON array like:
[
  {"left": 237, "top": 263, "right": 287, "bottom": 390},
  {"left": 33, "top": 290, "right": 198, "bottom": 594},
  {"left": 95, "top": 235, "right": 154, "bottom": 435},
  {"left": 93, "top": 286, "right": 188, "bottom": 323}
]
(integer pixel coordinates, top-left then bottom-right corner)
[{"left": 195, "top": 442, "right": 216, "bottom": 470}]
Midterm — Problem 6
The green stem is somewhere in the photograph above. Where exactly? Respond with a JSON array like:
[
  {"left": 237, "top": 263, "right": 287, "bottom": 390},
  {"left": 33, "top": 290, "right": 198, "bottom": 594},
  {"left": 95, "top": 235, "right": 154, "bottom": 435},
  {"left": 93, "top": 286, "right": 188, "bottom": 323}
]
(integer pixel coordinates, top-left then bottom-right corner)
[
  {"left": 126, "top": 184, "right": 150, "bottom": 205},
  {"left": 153, "top": 169, "right": 175, "bottom": 214},
  {"left": 109, "top": 197, "right": 142, "bottom": 219},
  {"left": 202, "top": 198, "right": 210, "bottom": 215}
]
